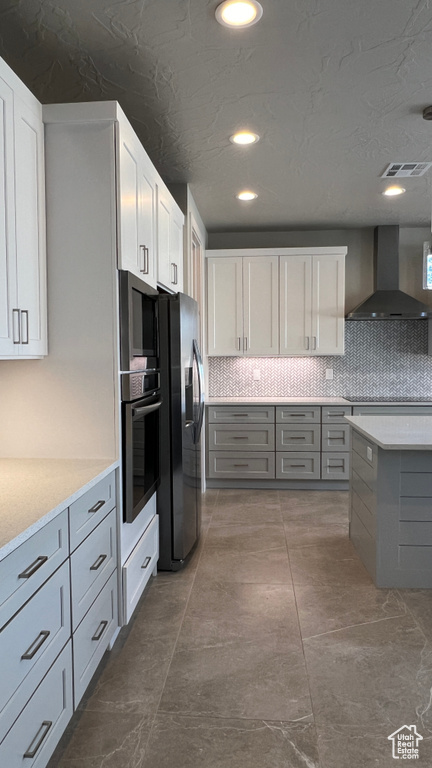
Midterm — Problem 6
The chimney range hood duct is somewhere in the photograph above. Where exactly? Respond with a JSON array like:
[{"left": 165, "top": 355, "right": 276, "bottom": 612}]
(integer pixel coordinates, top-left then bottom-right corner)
[{"left": 346, "top": 225, "right": 432, "bottom": 320}]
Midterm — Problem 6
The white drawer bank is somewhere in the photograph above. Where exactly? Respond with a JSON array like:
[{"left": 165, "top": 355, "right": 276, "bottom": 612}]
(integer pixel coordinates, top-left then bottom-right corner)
[{"left": 0, "top": 464, "right": 118, "bottom": 768}]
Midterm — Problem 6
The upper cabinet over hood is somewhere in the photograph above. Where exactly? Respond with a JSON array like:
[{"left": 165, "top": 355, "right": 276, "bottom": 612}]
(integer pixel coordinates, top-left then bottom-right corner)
[{"left": 346, "top": 226, "right": 432, "bottom": 320}]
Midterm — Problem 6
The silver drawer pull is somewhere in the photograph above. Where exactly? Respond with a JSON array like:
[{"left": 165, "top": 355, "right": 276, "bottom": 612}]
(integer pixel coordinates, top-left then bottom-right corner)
[
  {"left": 92, "top": 620, "right": 108, "bottom": 641},
  {"left": 21, "top": 630, "right": 50, "bottom": 660},
  {"left": 88, "top": 499, "right": 105, "bottom": 514},
  {"left": 288, "top": 413, "right": 306, "bottom": 417},
  {"left": 141, "top": 556, "right": 152, "bottom": 569},
  {"left": 328, "top": 412, "right": 345, "bottom": 417},
  {"left": 21, "top": 310, "right": 29, "bottom": 344},
  {"left": 232, "top": 413, "right": 248, "bottom": 416},
  {"left": 23, "top": 720, "right": 52, "bottom": 758},
  {"left": 19, "top": 556, "right": 48, "bottom": 579},
  {"left": 289, "top": 436, "right": 306, "bottom": 440},
  {"left": 90, "top": 554, "right": 107, "bottom": 571},
  {"left": 234, "top": 463, "right": 249, "bottom": 467},
  {"left": 232, "top": 436, "right": 249, "bottom": 439},
  {"left": 13, "top": 308, "right": 20, "bottom": 343},
  {"left": 290, "top": 464, "right": 306, "bottom": 468}
]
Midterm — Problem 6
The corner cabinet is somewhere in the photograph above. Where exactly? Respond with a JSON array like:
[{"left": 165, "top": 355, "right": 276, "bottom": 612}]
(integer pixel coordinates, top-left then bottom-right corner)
[
  {"left": 157, "top": 184, "right": 184, "bottom": 293},
  {"left": 206, "top": 247, "right": 346, "bottom": 357},
  {"left": 0, "top": 58, "right": 47, "bottom": 359}
]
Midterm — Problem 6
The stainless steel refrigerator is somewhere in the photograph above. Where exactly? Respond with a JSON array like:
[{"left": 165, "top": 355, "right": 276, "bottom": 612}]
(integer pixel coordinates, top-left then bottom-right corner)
[{"left": 157, "top": 292, "right": 204, "bottom": 570}]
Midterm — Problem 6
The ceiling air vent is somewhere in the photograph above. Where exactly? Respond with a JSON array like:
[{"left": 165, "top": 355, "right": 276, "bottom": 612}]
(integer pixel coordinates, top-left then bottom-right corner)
[{"left": 381, "top": 162, "right": 432, "bottom": 178}]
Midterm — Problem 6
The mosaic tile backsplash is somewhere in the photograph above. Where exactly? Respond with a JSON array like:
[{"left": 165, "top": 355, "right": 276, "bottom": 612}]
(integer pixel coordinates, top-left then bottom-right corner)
[{"left": 208, "top": 321, "right": 432, "bottom": 398}]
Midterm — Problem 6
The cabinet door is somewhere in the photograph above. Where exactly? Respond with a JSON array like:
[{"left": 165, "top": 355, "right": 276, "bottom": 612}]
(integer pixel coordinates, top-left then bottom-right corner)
[
  {"left": 311, "top": 253, "right": 345, "bottom": 355},
  {"left": 207, "top": 257, "right": 243, "bottom": 355},
  {"left": 280, "top": 255, "right": 312, "bottom": 354},
  {"left": 243, "top": 256, "right": 279, "bottom": 354},
  {"left": 118, "top": 120, "right": 144, "bottom": 276},
  {"left": 156, "top": 185, "right": 172, "bottom": 288},
  {"left": 14, "top": 96, "right": 47, "bottom": 356},
  {"left": 137, "top": 152, "right": 157, "bottom": 287},
  {"left": 0, "top": 74, "right": 16, "bottom": 357},
  {"left": 170, "top": 203, "right": 184, "bottom": 291}
]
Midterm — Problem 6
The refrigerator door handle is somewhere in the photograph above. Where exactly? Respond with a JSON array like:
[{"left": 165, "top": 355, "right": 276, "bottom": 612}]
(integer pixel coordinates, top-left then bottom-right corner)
[{"left": 193, "top": 339, "right": 205, "bottom": 445}]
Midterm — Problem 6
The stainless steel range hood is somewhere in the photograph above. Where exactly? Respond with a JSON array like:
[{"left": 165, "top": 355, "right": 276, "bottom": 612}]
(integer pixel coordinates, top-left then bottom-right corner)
[{"left": 346, "top": 226, "right": 432, "bottom": 320}]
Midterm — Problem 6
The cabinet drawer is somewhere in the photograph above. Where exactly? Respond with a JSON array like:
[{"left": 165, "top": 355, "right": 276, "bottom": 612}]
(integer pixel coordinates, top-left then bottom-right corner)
[
  {"left": 122, "top": 514, "right": 159, "bottom": 624},
  {"left": 322, "top": 424, "right": 351, "bottom": 451},
  {"left": 208, "top": 424, "right": 275, "bottom": 451},
  {"left": 0, "top": 561, "right": 70, "bottom": 742},
  {"left": 73, "top": 569, "right": 118, "bottom": 708},
  {"left": 276, "top": 424, "right": 320, "bottom": 451},
  {"left": 208, "top": 452, "right": 275, "bottom": 479},
  {"left": 207, "top": 406, "right": 274, "bottom": 423},
  {"left": 0, "top": 642, "right": 73, "bottom": 765},
  {"left": 69, "top": 471, "right": 116, "bottom": 552},
  {"left": 321, "top": 452, "right": 350, "bottom": 480},
  {"left": 322, "top": 406, "right": 352, "bottom": 423},
  {"left": 276, "top": 452, "right": 320, "bottom": 479},
  {"left": 0, "top": 510, "right": 69, "bottom": 630},
  {"left": 276, "top": 406, "right": 320, "bottom": 424},
  {"left": 70, "top": 508, "right": 117, "bottom": 631}
]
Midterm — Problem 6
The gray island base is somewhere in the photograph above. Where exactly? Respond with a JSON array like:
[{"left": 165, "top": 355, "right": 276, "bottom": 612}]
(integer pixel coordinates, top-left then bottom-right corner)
[{"left": 345, "top": 415, "right": 432, "bottom": 588}]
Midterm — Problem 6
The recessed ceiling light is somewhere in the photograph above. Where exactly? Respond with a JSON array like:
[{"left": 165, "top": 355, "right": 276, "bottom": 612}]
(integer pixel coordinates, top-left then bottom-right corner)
[
  {"left": 215, "top": 1, "right": 263, "bottom": 28},
  {"left": 236, "top": 190, "right": 258, "bottom": 200},
  {"left": 383, "top": 186, "right": 406, "bottom": 197},
  {"left": 230, "top": 131, "right": 260, "bottom": 145}
]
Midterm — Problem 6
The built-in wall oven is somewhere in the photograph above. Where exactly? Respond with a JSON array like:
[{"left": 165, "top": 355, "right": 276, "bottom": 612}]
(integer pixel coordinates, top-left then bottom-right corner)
[{"left": 119, "top": 271, "right": 161, "bottom": 523}]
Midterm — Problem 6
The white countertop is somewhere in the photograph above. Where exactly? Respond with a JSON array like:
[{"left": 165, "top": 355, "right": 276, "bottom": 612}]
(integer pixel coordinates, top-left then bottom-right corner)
[
  {"left": 0, "top": 458, "right": 119, "bottom": 561},
  {"left": 345, "top": 415, "right": 432, "bottom": 450},
  {"left": 207, "top": 397, "right": 350, "bottom": 405}
]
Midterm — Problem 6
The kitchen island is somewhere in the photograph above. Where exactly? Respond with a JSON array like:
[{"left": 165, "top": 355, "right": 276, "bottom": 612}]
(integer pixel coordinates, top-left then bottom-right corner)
[{"left": 345, "top": 415, "right": 432, "bottom": 588}]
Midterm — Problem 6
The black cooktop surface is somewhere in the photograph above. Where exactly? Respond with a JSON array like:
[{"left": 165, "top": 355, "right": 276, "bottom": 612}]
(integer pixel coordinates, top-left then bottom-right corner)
[{"left": 344, "top": 396, "right": 432, "bottom": 403}]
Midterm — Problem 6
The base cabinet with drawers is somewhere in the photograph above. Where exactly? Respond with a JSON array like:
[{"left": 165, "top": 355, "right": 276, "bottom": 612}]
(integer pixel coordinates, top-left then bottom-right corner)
[
  {"left": 207, "top": 404, "right": 352, "bottom": 486},
  {"left": 0, "top": 469, "right": 119, "bottom": 767}
]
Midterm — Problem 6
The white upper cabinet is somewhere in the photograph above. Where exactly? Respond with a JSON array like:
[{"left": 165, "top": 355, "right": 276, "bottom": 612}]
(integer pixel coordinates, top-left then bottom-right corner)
[
  {"left": 0, "top": 59, "right": 47, "bottom": 359},
  {"left": 207, "top": 248, "right": 346, "bottom": 357},
  {"left": 157, "top": 184, "right": 184, "bottom": 292},
  {"left": 118, "top": 116, "right": 156, "bottom": 287},
  {"left": 207, "top": 255, "right": 279, "bottom": 355}
]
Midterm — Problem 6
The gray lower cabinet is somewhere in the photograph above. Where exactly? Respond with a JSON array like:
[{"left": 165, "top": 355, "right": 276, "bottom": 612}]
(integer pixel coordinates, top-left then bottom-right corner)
[
  {"left": 208, "top": 451, "right": 275, "bottom": 479},
  {"left": 321, "top": 452, "right": 350, "bottom": 480},
  {"left": 0, "top": 469, "right": 119, "bottom": 767},
  {"left": 276, "top": 452, "right": 320, "bottom": 479},
  {"left": 208, "top": 423, "right": 275, "bottom": 451}
]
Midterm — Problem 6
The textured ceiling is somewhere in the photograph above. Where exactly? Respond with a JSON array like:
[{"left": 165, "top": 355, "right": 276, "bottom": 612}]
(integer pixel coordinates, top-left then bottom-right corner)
[{"left": 1, "top": 0, "right": 432, "bottom": 232}]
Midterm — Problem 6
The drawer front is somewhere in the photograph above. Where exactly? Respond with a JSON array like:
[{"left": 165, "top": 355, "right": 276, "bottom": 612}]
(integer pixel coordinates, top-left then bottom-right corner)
[
  {"left": 69, "top": 470, "right": 116, "bottom": 552},
  {"left": 276, "top": 452, "right": 320, "bottom": 479},
  {"left": 276, "top": 424, "right": 321, "bottom": 451},
  {"left": 321, "top": 452, "right": 350, "bottom": 480},
  {"left": 276, "top": 406, "right": 320, "bottom": 424},
  {"left": 352, "top": 450, "right": 377, "bottom": 493},
  {"left": 322, "top": 424, "right": 351, "bottom": 451},
  {"left": 208, "top": 424, "right": 275, "bottom": 451},
  {"left": 208, "top": 451, "right": 275, "bottom": 479},
  {"left": 73, "top": 570, "right": 118, "bottom": 708},
  {"left": 0, "top": 510, "right": 69, "bottom": 630},
  {"left": 0, "top": 561, "right": 71, "bottom": 741},
  {"left": 352, "top": 405, "right": 432, "bottom": 415},
  {"left": 70, "top": 508, "right": 117, "bottom": 631},
  {"left": 352, "top": 431, "right": 378, "bottom": 468},
  {"left": 0, "top": 642, "right": 73, "bottom": 765},
  {"left": 207, "top": 406, "right": 274, "bottom": 423},
  {"left": 322, "top": 406, "right": 352, "bottom": 423},
  {"left": 122, "top": 515, "right": 159, "bottom": 624}
]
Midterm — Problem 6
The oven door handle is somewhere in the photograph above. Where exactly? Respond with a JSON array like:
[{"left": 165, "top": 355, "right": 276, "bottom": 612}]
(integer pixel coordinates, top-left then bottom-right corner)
[{"left": 132, "top": 400, "right": 162, "bottom": 418}]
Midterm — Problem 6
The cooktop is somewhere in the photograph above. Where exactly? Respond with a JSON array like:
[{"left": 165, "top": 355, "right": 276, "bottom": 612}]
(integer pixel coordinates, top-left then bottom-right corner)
[{"left": 344, "top": 396, "right": 432, "bottom": 403}]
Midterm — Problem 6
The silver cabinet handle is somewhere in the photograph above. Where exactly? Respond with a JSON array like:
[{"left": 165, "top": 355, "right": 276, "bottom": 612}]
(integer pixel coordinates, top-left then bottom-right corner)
[
  {"left": 288, "top": 436, "right": 306, "bottom": 440},
  {"left": 88, "top": 499, "right": 105, "bottom": 514},
  {"left": 288, "top": 413, "right": 306, "bottom": 417},
  {"left": 19, "top": 556, "right": 48, "bottom": 579},
  {"left": 171, "top": 262, "right": 178, "bottom": 285},
  {"left": 312, "top": 336, "right": 317, "bottom": 350},
  {"left": 90, "top": 554, "right": 107, "bottom": 571},
  {"left": 92, "top": 620, "right": 108, "bottom": 641},
  {"left": 13, "top": 308, "right": 20, "bottom": 343},
  {"left": 141, "top": 556, "right": 151, "bottom": 569},
  {"left": 21, "top": 310, "right": 29, "bottom": 344},
  {"left": 328, "top": 412, "right": 345, "bottom": 417},
  {"left": 232, "top": 413, "right": 248, "bottom": 416},
  {"left": 175, "top": 263, "right": 178, "bottom": 284},
  {"left": 305, "top": 336, "right": 310, "bottom": 350},
  {"left": 21, "top": 630, "right": 50, "bottom": 660},
  {"left": 290, "top": 464, "right": 306, "bottom": 468},
  {"left": 140, "top": 245, "right": 149, "bottom": 274},
  {"left": 237, "top": 337, "right": 241, "bottom": 350},
  {"left": 232, "top": 436, "right": 249, "bottom": 439},
  {"left": 234, "top": 463, "right": 249, "bottom": 467},
  {"left": 24, "top": 720, "right": 53, "bottom": 759},
  {"left": 243, "top": 337, "right": 248, "bottom": 351}
]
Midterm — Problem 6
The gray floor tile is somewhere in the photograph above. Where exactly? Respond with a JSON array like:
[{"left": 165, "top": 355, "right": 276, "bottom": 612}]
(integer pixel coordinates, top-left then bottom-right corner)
[
  {"left": 295, "top": 584, "right": 407, "bottom": 638},
  {"left": 204, "top": 521, "right": 287, "bottom": 552},
  {"left": 195, "top": 545, "right": 292, "bottom": 584},
  {"left": 304, "top": 614, "right": 432, "bottom": 727},
  {"left": 143, "top": 715, "right": 319, "bottom": 768},
  {"left": 284, "top": 521, "right": 348, "bottom": 548},
  {"left": 289, "top": 539, "right": 372, "bottom": 586},
  {"left": 211, "top": 502, "right": 283, "bottom": 526},
  {"left": 158, "top": 641, "right": 313, "bottom": 721},
  {"left": 317, "top": 723, "right": 432, "bottom": 767},
  {"left": 398, "top": 588, "right": 432, "bottom": 638}
]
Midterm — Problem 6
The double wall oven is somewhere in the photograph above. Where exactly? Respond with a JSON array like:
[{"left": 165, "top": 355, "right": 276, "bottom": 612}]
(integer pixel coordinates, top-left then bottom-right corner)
[{"left": 119, "top": 271, "right": 161, "bottom": 523}]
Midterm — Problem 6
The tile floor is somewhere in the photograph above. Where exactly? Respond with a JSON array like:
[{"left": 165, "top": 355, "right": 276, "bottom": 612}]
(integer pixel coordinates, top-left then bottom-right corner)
[{"left": 49, "top": 489, "right": 432, "bottom": 767}]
